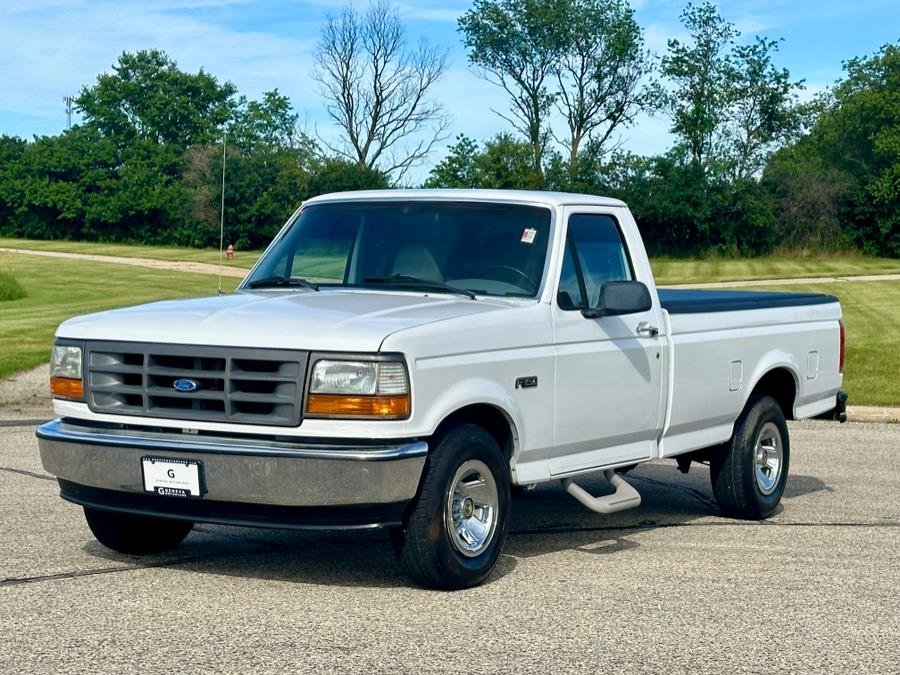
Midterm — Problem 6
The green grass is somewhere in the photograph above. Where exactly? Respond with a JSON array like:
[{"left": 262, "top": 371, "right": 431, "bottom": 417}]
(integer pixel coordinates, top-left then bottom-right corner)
[
  {"left": 651, "top": 255, "right": 900, "bottom": 285},
  {"left": 0, "top": 244, "right": 897, "bottom": 407},
  {"left": 0, "top": 271, "right": 26, "bottom": 301},
  {"left": 0, "top": 252, "right": 239, "bottom": 379},
  {"left": 747, "top": 280, "right": 900, "bottom": 407},
  {"left": 4, "top": 239, "right": 900, "bottom": 285},
  {"left": 0, "top": 238, "right": 262, "bottom": 269}
]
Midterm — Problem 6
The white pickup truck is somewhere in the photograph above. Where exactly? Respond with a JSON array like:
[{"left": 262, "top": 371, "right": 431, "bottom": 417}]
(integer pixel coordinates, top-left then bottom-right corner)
[{"left": 38, "top": 190, "right": 847, "bottom": 589}]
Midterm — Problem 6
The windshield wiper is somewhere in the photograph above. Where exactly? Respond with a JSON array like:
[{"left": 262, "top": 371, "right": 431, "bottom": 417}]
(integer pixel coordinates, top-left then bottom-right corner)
[
  {"left": 363, "top": 275, "right": 476, "bottom": 300},
  {"left": 246, "top": 276, "right": 319, "bottom": 291}
]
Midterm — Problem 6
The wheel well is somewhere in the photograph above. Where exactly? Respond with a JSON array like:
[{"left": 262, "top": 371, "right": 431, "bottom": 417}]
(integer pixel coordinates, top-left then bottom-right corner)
[
  {"left": 749, "top": 368, "right": 797, "bottom": 420},
  {"left": 431, "top": 404, "right": 517, "bottom": 460}
]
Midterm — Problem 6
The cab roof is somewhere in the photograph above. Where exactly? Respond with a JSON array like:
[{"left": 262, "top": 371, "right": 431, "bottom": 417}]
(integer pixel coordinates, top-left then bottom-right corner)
[{"left": 303, "top": 188, "right": 626, "bottom": 209}]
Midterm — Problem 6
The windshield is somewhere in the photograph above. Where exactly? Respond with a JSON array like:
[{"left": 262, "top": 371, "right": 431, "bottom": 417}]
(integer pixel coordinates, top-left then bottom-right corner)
[{"left": 244, "top": 200, "right": 553, "bottom": 298}]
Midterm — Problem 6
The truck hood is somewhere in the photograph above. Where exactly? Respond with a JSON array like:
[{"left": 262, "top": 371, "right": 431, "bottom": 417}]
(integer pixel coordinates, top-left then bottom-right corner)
[{"left": 57, "top": 289, "right": 520, "bottom": 352}]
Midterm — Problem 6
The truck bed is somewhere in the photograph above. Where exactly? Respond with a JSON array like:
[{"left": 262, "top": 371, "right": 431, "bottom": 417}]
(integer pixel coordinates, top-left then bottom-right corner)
[
  {"left": 656, "top": 286, "right": 842, "bottom": 459},
  {"left": 658, "top": 288, "right": 839, "bottom": 314}
]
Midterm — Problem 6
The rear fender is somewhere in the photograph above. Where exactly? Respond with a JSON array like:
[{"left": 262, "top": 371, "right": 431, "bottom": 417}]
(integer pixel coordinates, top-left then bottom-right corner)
[{"left": 742, "top": 349, "right": 800, "bottom": 417}]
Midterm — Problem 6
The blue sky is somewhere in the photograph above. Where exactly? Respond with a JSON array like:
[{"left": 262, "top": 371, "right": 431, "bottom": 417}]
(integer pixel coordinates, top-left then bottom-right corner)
[{"left": 1, "top": 0, "right": 898, "bottom": 179}]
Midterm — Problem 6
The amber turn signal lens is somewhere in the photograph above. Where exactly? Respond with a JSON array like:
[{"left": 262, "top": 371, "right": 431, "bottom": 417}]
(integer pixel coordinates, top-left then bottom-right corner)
[
  {"left": 306, "top": 394, "right": 410, "bottom": 418},
  {"left": 50, "top": 376, "right": 84, "bottom": 401}
]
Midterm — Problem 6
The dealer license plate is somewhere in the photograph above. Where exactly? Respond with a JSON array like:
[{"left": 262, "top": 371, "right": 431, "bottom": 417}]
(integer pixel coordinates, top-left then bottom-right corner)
[{"left": 141, "top": 456, "right": 204, "bottom": 498}]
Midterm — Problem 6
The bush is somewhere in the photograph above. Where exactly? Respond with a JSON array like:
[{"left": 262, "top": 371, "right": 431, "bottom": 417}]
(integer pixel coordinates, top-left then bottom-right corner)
[{"left": 0, "top": 271, "right": 26, "bottom": 302}]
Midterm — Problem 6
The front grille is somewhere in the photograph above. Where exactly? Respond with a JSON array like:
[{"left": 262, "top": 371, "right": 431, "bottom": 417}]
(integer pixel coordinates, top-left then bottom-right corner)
[{"left": 85, "top": 341, "right": 308, "bottom": 426}]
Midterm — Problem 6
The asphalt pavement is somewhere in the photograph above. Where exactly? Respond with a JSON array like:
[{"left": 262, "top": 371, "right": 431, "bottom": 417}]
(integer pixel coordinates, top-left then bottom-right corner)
[{"left": 1, "top": 419, "right": 898, "bottom": 674}]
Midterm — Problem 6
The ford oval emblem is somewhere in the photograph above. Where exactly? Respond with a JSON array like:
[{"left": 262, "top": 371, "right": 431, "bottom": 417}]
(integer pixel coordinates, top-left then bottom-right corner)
[{"left": 173, "top": 378, "right": 200, "bottom": 393}]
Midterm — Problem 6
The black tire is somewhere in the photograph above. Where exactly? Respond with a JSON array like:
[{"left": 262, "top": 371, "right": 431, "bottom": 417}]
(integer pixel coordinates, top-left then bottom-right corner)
[
  {"left": 710, "top": 395, "right": 790, "bottom": 519},
  {"left": 84, "top": 507, "right": 193, "bottom": 554},
  {"left": 396, "top": 424, "right": 511, "bottom": 590}
]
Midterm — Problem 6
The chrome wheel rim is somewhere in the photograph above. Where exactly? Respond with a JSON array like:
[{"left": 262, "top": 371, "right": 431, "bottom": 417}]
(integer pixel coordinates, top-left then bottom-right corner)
[
  {"left": 754, "top": 422, "right": 784, "bottom": 495},
  {"left": 445, "top": 459, "right": 499, "bottom": 558}
]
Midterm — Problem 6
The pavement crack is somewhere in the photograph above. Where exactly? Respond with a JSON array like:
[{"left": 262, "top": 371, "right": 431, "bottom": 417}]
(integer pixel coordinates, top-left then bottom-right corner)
[
  {"left": 511, "top": 521, "right": 716, "bottom": 536},
  {"left": 0, "top": 549, "right": 246, "bottom": 588},
  {"left": 0, "top": 418, "right": 49, "bottom": 428},
  {"left": 1, "top": 529, "right": 298, "bottom": 588},
  {"left": 764, "top": 520, "right": 900, "bottom": 528},
  {"left": 0, "top": 465, "right": 56, "bottom": 482},
  {"left": 510, "top": 519, "right": 900, "bottom": 537}
]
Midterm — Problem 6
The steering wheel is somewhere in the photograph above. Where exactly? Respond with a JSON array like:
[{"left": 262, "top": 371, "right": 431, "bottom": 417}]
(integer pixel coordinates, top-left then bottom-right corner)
[{"left": 477, "top": 265, "right": 532, "bottom": 288}]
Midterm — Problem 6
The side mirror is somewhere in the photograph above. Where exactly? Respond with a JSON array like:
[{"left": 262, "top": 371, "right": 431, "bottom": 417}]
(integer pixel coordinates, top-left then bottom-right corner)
[{"left": 582, "top": 281, "right": 652, "bottom": 319}]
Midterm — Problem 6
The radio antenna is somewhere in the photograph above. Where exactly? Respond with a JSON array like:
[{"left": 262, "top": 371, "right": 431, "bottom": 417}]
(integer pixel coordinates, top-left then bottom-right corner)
[
  {"left": 217, "top": 130, "right": 227, "bottom": 294},
  {"left": 62, "top": 96, "right": 74, "bottom": 130}
]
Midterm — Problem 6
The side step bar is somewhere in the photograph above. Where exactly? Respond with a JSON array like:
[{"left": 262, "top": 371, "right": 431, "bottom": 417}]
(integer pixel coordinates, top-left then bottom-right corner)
[{"left": 562, "top": 470, "right": 642, "bottom": 514}]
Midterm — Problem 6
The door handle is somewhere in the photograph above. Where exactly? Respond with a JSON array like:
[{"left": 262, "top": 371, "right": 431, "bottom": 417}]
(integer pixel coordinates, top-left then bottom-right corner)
[{"left": 636, "top": 322, "right": 659, "bottom": 337}]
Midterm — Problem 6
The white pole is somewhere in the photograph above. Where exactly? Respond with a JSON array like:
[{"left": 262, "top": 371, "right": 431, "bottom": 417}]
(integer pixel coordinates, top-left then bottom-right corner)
[{"left": 218, "top": 130, "right": 227, "bottom": 294}]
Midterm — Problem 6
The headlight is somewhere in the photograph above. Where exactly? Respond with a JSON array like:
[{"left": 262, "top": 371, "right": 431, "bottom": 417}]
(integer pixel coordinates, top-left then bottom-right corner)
[
  {"left": 49, "top": 344, "right": 84, "bottom": 401},
  {"left": 306, "top": 358, "right": 410, "bottom": 419}
]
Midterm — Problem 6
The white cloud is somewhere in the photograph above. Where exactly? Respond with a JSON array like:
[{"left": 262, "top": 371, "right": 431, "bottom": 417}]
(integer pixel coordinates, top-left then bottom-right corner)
[
  {"left": 0, "top": 1, "right": 328, "bottom": 120},
  {"left": 4, "top": 0, "right": 892, "bottom": 174},
  {"left": 796, "top": 79, "right": 833, "bottom": 104},
  {"left": 643, "top": 22, "right": 687, "bottom": 56},
  {"left": 397, "top": 3, "right": 466, "bottom": 22}
]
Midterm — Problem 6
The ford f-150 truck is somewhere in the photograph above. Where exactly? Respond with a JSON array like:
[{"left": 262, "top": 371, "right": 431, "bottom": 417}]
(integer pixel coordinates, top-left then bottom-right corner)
[{"left": 37, "top": 190, "right": 847, "bottom": 589}]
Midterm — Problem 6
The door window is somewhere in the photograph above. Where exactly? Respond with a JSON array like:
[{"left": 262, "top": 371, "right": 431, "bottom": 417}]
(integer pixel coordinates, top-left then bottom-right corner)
[{"left": 557, "top": 214, "right": 633, "bottom": 310}]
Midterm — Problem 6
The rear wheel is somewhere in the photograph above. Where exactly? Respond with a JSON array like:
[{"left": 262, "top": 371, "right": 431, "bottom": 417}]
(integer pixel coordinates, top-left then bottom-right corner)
[
  {"left": 396, "top": 424, "right": 511, "bottom": 590},
  {"left": 711, "top": 396, "right": 790, "bottom": 519},
  {"left": 84, "top": 507, "right": 193, "bottom": 554}
]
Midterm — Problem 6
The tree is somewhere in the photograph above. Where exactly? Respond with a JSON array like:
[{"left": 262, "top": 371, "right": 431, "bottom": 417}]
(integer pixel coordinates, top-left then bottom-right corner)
[
  {"left": 600, "top": 152, "right": 777, "bottom": 256},
  {"left": 661, "top": 2, "right": 738, "bottom": 170},
  {"left": 459, "top": 0, "right": 568, "bottom": 177},
  {"left": 1, "top": 51, "right": 397, "bottom": 248},
  {"left": 4, "top": 128, "right": 107, "bottom": 240},
  {"left": 71, "top": 50, "right": 243, "bottom": 245},
  {"left": 307, "top": 157, "right": 390, "bottom": 197},
  {"left": 76, "top": 50, "right": 236, "bottom": 149},
  {"left": 662, "top": 4, "right": 804, "bottom": 178},
  {"left": 424, "top": 133, "right": 541, "bottom": 189},
  {"left": 182, "top": 144, "right": 316, "bottom": 249},
  {"left": 0, "top": 126, "right": 187, "bottom": 243},
  {"left": 423, "top": 135, "right": 480, "bottom": 188},
  {"left": 0, "top": 136, "right": 27, "bottom": 230},
  {"left": 554, "top": 0, "right": 657, "bottom": 170},
  {"left": 827, "top": 43, "right": 900, "bottom": 256},
  {"left": 763, "top": 139, "right": 850, "bottom": 250},
  {"left": 0, "top": 135, "right": 25, "bottom": 166},
  {"left": 82, "top": 138, "right": 187, "bottom": 243},
  {"left": 312, "top": 0, "right": 449, "bottom": 181},
  {"left": 229, "top": 90, "right": 310, "bottom": 155},
  {"left": 725, "top": 37, "right": 806, "bottom": 180},
  {"left": 767, "top": 42, "right": 900, "bottom": 256},
  {"left": 475, "top": 133, "right": 543, "bottom": 188}
]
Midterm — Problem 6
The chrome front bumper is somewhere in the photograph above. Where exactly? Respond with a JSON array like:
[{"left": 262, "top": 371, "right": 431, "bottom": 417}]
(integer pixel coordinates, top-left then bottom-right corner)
[{"left": 37, "top": 419, "right": 428, "bottom": 525}]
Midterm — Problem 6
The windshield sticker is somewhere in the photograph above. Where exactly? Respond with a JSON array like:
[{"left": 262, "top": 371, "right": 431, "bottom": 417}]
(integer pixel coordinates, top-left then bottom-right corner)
[{"left": 520, "top": 228, "right": 537, "bottom": 244}]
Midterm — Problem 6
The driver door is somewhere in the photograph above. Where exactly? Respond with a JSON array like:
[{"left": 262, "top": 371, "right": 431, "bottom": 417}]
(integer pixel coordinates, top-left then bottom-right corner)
[{"left": 550, "top": 208, "right": 665, "bottom": 476}]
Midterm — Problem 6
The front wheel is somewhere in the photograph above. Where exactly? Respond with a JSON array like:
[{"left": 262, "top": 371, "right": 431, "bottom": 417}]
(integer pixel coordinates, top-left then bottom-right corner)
[
  {"left": 84, "top": 507, "right": 194, "bottom": 554},
  {"left": 710, "top": 395, "right": 790, "bottom": 519},
  {"left": 396, "top": 424, "right": 511, "bottom": 590}
]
